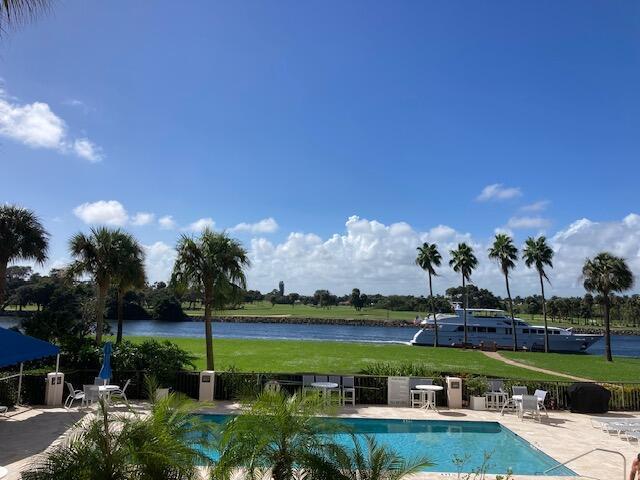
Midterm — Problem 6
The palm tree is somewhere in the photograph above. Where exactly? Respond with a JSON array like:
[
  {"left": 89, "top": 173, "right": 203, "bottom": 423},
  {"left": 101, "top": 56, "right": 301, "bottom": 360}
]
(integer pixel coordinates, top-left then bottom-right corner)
[
  {"left": 68, "top": 227, "right": 126, "bottom": 344},
  {"left": 22, "top": 390, "right": 214, "bottom": 480},
  {"left": 488, "top": 234, "right": 519, "bottom": 351},
  {"left": 213, "top": 391, "right": 430, "bottom": 480},
  {"left": 449, "top": 243, "right": 478, "bottom": 345},
  {"left": 0, "top": 0, "right": 51, "bottom": 34},
  {"left": 0, "top": 205, "right": 49, "bottom": 308},
  {"left": 415, "top": 242, "right": 442, "bottom": 347},
  {"left": 113, "top": 234, "right": 146, "bottom": 344},
  {"left": 326, "top": 434, "right": 432, "bottom": 480},
  {"left": 172, "top": 228, "right": 249, "bottom": 370},
  {"left": 582, "top": 252, "right": 634, "bottom": 362},
  {"left": 522, "top": 236, "right": 554, "bottom": 352}
]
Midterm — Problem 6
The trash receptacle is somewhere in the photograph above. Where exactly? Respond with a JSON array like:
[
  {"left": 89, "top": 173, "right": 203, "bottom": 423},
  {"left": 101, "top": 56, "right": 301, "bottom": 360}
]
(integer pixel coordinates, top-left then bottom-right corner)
[
  {"left": 446, "top": 376, "right": 462, "bottom": 409},
  {"left": 199, "top": 370, "right": 215, "bottom": 402}
]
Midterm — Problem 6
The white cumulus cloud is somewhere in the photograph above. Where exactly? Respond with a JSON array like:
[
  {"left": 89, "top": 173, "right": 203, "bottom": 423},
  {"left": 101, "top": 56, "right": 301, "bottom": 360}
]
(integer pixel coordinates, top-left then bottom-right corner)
[
  {"left": 158, "top": 215, "right": 176, "bottom": 230},
  {"left": 230, "top": 217, "right": 279, "bottom": 234},
  {"left": 143, "top": 242, "right": 177, "bottom": 283},
  {"left": 131, "top": 212, "right": 155, "bottom": 226},
  {"left": 520, "top": 200, "right": 550, "bottom": 212},
  {"left": 184, "top": 217, "right": 215, "bottom": 232},
  {"left": 0, "top": 87, "right": 103, "bottom": 162},
  {"left": 73, "top": 200, "right": 129, "bottom": 226},
  {"left": 476, "top": 183, "right": 522, "bottom": 201},
  {"left": 507, "top": 216, "right": 551, "bottom": 230}
]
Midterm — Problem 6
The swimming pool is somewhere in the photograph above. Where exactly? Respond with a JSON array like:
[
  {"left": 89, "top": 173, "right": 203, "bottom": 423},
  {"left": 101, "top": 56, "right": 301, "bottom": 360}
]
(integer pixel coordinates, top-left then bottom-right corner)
[{"left": 198, "top": 415, "right": 575, "bottom": 476}]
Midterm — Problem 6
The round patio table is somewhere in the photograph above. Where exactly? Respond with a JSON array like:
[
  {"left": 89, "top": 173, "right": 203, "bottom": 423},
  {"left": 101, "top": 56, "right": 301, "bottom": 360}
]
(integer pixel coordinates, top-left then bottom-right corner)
[
  {"left": 90, "top": 384, "right": 120, "bottom": 401},
  {"left": 310, "top": 382, "right": 339, "bottom": 403},
  {"left": 415, "top": 384, "right": 443, "bottom": 412}
]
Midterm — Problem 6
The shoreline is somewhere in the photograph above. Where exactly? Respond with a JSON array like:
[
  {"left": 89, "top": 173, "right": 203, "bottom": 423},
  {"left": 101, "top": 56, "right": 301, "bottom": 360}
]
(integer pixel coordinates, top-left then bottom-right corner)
[{"left": 2, "top": 310, "right": 639, "bottom": 336}]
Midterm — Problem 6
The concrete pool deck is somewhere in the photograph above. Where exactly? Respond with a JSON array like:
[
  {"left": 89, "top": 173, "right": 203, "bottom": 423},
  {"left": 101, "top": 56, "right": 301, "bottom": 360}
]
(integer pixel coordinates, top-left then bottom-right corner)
[{"left": 0, "top": 403, "right": 637, "bottom": 480}]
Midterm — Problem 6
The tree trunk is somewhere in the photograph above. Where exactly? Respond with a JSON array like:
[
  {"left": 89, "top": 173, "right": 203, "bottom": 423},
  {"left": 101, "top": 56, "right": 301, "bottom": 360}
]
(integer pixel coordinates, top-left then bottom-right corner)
[
  {"left": 116, "top": 288, "right": 124, "bottom": 344},
  {"left": 95, "top": 283, "right": 108, "bottom": 344},
  {"left": 0, "top": 260, "right": 7, "bottom": 309},
  {"left": 429, "top": 272, "right": 438, "bottom": 348},
  {"left": 540, "top": 273, "right": 549, "bottom": 353},
  {"left": 462, "top": 275, "right": 468, "bottom": 345},
  {"left": 204, "top": 285, "right": 214, "bottom": 370},
  {"left": 603, "top": 294, "right": 612, "bottom": 362},
  {"left": 505, "top": 273, "right": 517, "bottom": 351}
]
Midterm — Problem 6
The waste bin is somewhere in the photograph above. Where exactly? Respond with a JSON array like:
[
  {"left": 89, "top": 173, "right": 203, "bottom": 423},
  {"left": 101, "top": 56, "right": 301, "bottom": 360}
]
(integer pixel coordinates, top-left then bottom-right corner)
[
  {"left": 199, "top": 370, "right": 215, "bottom": 402},
  {"left": 446, "top": 376, "right": 462, "bottom": 409},
  {"left": 45, "top": 372, "right": 64, "bottom": 406}
]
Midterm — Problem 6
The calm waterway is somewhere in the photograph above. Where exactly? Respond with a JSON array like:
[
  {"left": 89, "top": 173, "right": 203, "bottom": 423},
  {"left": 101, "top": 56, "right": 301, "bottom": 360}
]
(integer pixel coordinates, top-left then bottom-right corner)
[{"left": 2, "top": 317, "right": 639, "bottom": 358}]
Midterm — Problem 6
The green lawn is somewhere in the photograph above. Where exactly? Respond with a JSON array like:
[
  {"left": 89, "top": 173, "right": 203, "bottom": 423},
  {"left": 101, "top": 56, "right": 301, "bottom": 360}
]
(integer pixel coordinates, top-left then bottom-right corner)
[
  {"left": 185, "top": 302, "right": 420, "bottom": 321},
  {"left": 124, "top": 336, "right": 563, "bottom": 380},
  {"left": 501, "top": 351, "right": 640, "bottom": 382}
]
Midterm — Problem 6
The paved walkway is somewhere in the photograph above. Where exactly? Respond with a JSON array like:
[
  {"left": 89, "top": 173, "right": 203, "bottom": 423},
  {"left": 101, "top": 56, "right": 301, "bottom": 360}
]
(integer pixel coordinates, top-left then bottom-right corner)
[{"left": 482, "top": 351, "right": 594, "bottom": 381}]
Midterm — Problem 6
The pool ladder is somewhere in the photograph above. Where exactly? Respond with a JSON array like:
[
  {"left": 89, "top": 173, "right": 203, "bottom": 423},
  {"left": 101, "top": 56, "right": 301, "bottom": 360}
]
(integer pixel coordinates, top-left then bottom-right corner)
[{"left": 543, "top": 447, "right": 626, "bottom": 479}]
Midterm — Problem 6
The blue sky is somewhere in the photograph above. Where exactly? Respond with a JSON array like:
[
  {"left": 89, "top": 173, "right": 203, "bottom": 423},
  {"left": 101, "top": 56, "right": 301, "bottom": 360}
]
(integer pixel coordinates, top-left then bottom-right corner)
[{"left": 1, "top": 1, "right": 639, "bottom": 295}]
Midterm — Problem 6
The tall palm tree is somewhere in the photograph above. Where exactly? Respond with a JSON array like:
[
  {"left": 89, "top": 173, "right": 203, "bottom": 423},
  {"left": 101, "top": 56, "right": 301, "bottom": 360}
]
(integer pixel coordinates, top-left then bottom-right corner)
[
  {"left": 415, "top": 242, "right": 442, "bottom": 347},
  {"left": 0, "top": 205, "right": 49, "bottom": 308},
  {"left": 449, "top": 243, "right": 478, "bottom": 345},
  {"left": 488, "top": 234, "right": 519, "bottom": 351},
  {"left": 522, "top": 236, "right": 554, "bottom": 352},
  {"left": 0, "top": 0, "right": 51, "bottom": 34},
  {"left": 172, "top": 228, "right": 249, "bottom": 370},
  {"left": 582, "top": 252, "right": 634, "bottom": 362},
  {"left": 68, "top": 227, "right": 126, "bottom": 344},
  {"left": 113, "top": 234, "right": 146, "bottom": 344}
]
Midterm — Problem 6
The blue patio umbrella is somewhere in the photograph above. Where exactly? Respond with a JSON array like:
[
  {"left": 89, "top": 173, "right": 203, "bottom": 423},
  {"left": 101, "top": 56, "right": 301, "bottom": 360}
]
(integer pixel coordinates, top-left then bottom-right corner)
[{"left": 99, "top": 341, "right": 112, "bottom": 381}]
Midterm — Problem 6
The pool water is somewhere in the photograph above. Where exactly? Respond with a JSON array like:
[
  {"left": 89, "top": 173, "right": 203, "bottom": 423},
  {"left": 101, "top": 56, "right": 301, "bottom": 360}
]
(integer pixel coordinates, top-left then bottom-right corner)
[{"left": 197, "top": 415, "right": 575, "bottom": 476}]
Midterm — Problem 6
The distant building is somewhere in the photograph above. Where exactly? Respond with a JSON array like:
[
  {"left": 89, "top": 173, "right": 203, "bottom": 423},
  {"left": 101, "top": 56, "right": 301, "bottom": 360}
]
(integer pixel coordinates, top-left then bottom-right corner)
[{"left": 278, "top": 280, "right": 285, "bottom": 296}]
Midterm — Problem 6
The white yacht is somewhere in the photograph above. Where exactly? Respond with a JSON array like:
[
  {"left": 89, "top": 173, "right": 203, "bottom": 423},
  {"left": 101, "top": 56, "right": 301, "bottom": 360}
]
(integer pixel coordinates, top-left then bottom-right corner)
[{"left": 410, "top": 307, "right": 602, "bottom": 353}]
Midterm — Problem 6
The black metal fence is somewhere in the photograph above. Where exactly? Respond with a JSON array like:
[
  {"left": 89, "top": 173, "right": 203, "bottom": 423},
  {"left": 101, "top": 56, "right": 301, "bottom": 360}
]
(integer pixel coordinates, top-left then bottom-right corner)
[{"left": 9, "top": 369, "right": 640, "bottom": 412}]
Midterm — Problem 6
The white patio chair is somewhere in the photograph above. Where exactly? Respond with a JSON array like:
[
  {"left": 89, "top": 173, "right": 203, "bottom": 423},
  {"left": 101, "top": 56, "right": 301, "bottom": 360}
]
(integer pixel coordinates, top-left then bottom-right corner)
[
  {"left": 110, "top": 379, "right": 131, "bottom": 403},
  {"left": 341, "top": 376, "right": 355, "bottom": 406},
  {"left": 534, "top": 389, "right": 549, "bottom": 416},
  {"left": 409, "top": 378, "right": 432, "bottom": 408},
  {"left": 519, "top": 394, "right": 542, "bottom": 422},
  {"left": 500, "top": 385, "right": 528, "bottom": 415},
  {"left": 327, "top": 376, "right": 342, "bottom": 404},
  {"left": 64, "top": 381, "right": 85, "bottom": 409},
  {"left": 82, "top": 385, "right": 100, "bottom": 407}
]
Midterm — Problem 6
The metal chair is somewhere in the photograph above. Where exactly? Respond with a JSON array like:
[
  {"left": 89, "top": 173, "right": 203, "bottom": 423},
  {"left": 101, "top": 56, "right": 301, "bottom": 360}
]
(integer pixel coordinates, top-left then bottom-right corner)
[
  {"left": 519, "top": 394, "right": 542, "bottom": 422},
  {"left": 302, "top": 375, "right": 314, "bottom": 395},
  {"left": 341, "top": 376, "right": 355, "bottom": 406},
  {"left": 409, "top": 378, "right": 432, "bottom": 408},
  {"left": 82, "top": 385, "right": 99, "bottom": 407},
  {"left": 327, "top": 376, "right": 341, "bottom": 403},
  {"left": 500, "top": 385, "right": 528, "bottom": 415},
  {"left": 534, "top": 389, "right": 549, "bottom": 416},
  {"left": 64, "top": 381, "right": 85, "bottom": 409},
  {"left": 110, "top": 379, "right": 131, "bottom": 404}
]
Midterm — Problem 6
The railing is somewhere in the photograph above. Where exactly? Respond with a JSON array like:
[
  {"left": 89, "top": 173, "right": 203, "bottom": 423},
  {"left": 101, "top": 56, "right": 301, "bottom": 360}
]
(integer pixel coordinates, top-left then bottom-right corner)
[
  {"left": 543, "top": 448, "right": 626, "bottom": 479},
  {"left": 8, "top": 369, "right": 640, "bottom": 411}
]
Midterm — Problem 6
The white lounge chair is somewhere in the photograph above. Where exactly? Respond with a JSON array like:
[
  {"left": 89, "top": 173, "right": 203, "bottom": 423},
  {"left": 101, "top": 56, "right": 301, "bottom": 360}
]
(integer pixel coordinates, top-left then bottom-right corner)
[
  {"left": 519, "top": 394, "right": 542, "bottom": 422},
  {"left": 110, "top": 379, "right": 131, "bottom": 403},
  {"left": 64, "top": 382, "right": 85, "bottom": 409}
]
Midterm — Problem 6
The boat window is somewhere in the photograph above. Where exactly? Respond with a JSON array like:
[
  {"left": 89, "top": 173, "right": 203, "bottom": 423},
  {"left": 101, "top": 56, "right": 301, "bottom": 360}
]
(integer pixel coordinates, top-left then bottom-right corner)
[
  {"left": 487, "top": 327, "right": 496, "bottom": 333},
  {"left": 456, "top": 326, "right": 464, "bottom": 332},
  {"left": 477, "top": 327, "right": 487, "bottom": 333},
  {"left": 522, "top": 329, "right": 529, "bottom": 334},
  {"left": 537, "top": 329, "right": 545, "bottom": 334},
  {"left": 505, "top": 328, "right": 512, "bottom": 334}
]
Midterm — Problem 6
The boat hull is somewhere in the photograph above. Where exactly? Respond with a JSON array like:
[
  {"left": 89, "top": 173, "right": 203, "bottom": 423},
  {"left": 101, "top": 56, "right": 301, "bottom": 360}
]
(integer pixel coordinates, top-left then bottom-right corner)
[{"left": 410, "top": 328, "right": 602, "bottom": 353}]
